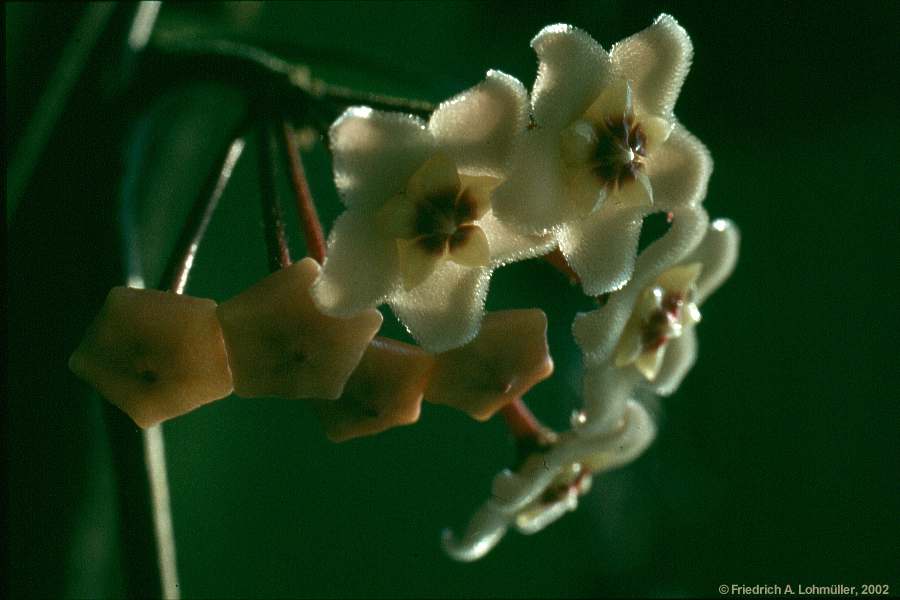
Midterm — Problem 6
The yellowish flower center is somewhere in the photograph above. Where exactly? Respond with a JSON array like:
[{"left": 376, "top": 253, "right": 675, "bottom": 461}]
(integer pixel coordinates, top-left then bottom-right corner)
[{"left": 376, "top": 154, "right": 496, "bottom": 290}]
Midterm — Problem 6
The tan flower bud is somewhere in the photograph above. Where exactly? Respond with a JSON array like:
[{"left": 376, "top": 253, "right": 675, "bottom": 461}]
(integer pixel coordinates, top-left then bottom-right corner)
[
  {"left": 312, "top": 338, "right": 435, "bottom": 442},
  {"left": 69, "top": 287, "right": 233, "bottom": 428},
  {"left": 425, "top": 309, "right": 553, "bottom": 421},
  {"left": 217, "top": 258, "right": 382, "bottom": 399}
]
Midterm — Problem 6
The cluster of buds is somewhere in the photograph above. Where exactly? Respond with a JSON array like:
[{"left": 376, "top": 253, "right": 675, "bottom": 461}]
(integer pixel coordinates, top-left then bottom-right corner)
[
  {"left": 70, "top": 14, "right": 738, "bottom": 561},
  {"left": 70, "top": 259, "right": 553, "bottom": 439}
]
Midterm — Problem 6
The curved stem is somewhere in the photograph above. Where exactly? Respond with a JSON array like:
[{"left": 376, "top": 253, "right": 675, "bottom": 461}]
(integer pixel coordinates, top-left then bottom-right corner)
[
  {"left": 500, "top": 398, "right": 556, "bottom": 465},
  {"left": 140, "top": 39, "right": 435, "bottom": 128},
  {"left": 313, "top": 80, "right": 434, "bottom": 114},
  {"left": 281, "top": 120, "right": 326, "bottom": 264},
  {"left": 500, "top": 398, "right": 544, "bottom": 440}
]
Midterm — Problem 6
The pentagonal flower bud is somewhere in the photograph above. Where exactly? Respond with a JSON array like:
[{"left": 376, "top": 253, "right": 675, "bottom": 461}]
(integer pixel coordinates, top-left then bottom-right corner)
[
  {"left": 216, "top": 258, "right": 382, "bottom": 399},
  {"left": 425, "top": 309, "right": 553, "bottom": 421},
  {"left": 311, "top": 338, "right": 435, "bottom": 442},
  {"left": 69, "top": 287, "right": 234, "bottom": 428}
]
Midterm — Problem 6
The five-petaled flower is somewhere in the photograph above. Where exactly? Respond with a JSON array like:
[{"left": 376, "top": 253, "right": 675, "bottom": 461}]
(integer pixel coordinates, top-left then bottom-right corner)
[
  {"left": 492, "top": 14, "right": 713, "bottom": 296},
  {"left": 614, "top": 262, "right": 703, "bottom": 380},
  {"left": 576, "top": 215, "right": 739, "bottom": 434},
  {"left": 311, "top": 71, "right": 554, "bottom": 352}
]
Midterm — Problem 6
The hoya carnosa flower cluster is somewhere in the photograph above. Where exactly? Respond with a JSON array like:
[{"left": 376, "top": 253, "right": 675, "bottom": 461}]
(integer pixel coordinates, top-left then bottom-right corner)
[{"left": 70, "top": 13, "right": 738, "bottom": 563}]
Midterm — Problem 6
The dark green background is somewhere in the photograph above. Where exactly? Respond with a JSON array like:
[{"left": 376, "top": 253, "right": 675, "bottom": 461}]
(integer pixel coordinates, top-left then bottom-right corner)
[{"left": 7, "top": 2, "right": 898, "bottom": 598}]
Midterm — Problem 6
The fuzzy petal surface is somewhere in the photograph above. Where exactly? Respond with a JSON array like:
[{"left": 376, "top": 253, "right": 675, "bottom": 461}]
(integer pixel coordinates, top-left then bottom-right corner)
[
  {"left": 429, "top": 70, "right": 528, "bottom": 176},
  {"left": 646, "top": 123, "right": 713, "bottom": 211},
  {"left": 389, "top": 260, "right": 492, "bottom": 352},
  {"left": 491, "top": 128, "right": 571, "bottom": 233},
  {"left": 558, "top": 204, "right": 646, "bottom": 296},
  {"left": 531, "top": 24, "right": 613, "bottom": 131},
  {"left": 330, "top": 107, "right": 434, "bottom": 211},
  {"left": 687, "top": 218, "right": 741, "bottom": 303},
  {"left": 312, "top": 210, "right": 400, "bottom": 316},
  {"left": 479, "top": 211, "right": 556, "bottom": 266},
  {"left": 611, "top": 14, "right": 693, "bottom": 118}
]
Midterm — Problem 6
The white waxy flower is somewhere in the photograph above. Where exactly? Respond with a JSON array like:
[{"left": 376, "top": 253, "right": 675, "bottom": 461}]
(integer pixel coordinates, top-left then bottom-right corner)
[
  {"left": 492, "top": 14, "right": 712, "bottom": 296},
  {"left": 442, "top": 399, "right": 655, "bottom": 562},
  {"left": 613, "top": 261, "right": 703, "bottom": 381},
  {"left": 440, "top": 218, "right": 737, "bottom": 562},
  {"left": 577, "top": 216, "right": 739, "bottom": 433},
  {"left": 312, "top": 71, "right": 554, "bottom": 352}
]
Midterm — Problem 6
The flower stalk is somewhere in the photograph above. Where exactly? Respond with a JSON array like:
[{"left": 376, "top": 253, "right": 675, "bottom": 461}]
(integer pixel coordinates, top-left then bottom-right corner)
[
  {"left": 281, "top": 120, "right": 326, "bottom": 264},
  {"left": 140, "top": 38, "right": 435, "bottom": 131},
  {"left": 163, "top": 135, "right": 247, "bottom": 293}
]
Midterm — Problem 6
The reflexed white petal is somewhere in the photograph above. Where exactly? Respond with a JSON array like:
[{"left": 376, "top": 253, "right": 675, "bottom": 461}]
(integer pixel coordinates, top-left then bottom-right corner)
[
  {"left": 312, "top": 210, "right": 400, "bottom": 316},
  {"left": 684, "top": 218, "right": 740, "bottom": 303},
  {"left": 515, "top": 488, "right": 579, "bottom": 534},
  {"left": 330, "top": 107, "right": 434, "bottom": 210},
  {"left": 375, "top": 193, "right": 418, "bottom": 239},
  {"left": 635, "top": 346, "right": 666, "bottom": 380},
  {"left": 441, "top": 503, "right": 511, "bottom": 562},
  {"left": 610, "top": 13, "right": 693, "bottom": 117},
  {"left": 649, "top": 327, "right": 697, "bottom": 396},
  {"left": 479, "top": 212, "right": 556, "bottom": 266},
  {"left": 614, "top": 170, "right": 653, "bottom": 208},
  {"left": 489, "top": 453, "right": 565, "bottom": 513},
  {"left": 583, "top": 78, "right": 633, "bottom": 122},
  {"left": 640, "top": 114, "right": 675, "bottom": 154},
  {"left": 531, "top": 24, "right": 613, "bottom": 131},
  {"left": 560, "top": 121, "right": 598, "bottom": 166},
  {"left": 656, "top": 262, "right": 702, "bottom": 293},
  {"left": 685, "top": 302, "right": 702, "bottom": 326},
  {"left": 397, "top": 238, "right": 444, "bottom": 291},
  {"left": 646, "top": 124, "right": 712, "bottom": 210},
  {"left": 389, "top": 260, "right": 491, "bottom": 352},
  {"left": 613, "top": 319, "right": 643, "bottom": 368},
  {"left": 429, "top": 70, "right": 528, "bottom": 176},
  {"left": 449, "top": 226, "right": 490, "bottom": 267},
  {"left": 574, "top": 208, "right": 709, "bottom": 364},
  {"left": 558, "top": 204, "right": 646, "bottom": 296},
  {"left": 491, "top": 129, "right": 573, "bottom": 233},
  {"left": 407, "top": 153, "right": 460, "bottom": 201}
]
